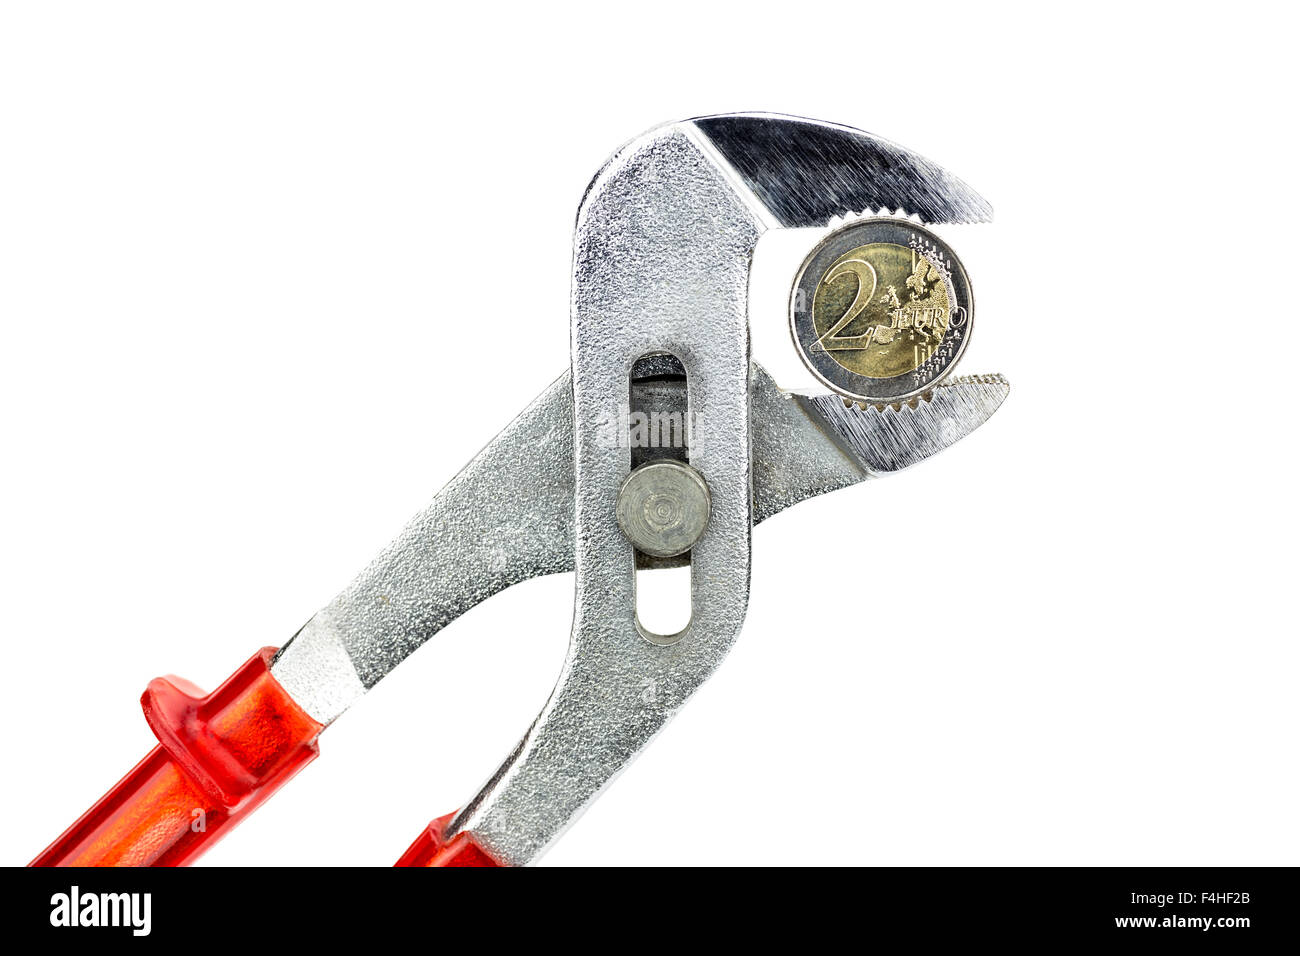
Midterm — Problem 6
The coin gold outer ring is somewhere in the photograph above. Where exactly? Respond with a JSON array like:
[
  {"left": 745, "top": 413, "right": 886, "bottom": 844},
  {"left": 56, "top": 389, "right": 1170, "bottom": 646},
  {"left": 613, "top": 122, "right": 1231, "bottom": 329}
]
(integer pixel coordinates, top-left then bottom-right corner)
[{"left": 789, "top": 218, "right": 975, "bottom": 404}]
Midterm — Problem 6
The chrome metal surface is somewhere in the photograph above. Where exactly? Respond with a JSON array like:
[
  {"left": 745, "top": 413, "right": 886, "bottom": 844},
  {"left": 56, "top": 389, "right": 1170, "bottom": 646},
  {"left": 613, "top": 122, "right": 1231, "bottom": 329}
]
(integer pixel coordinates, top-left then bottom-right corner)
[
  {"left": 270, "top": 115, "right": 1003, "bottom": 864},
  {"left": 797, "top": 373, "right": 1010, "bottom": 476},
  {"left": 615, "top": 461, "right": 711, "bottom": 559},
  {"left": 270, "top": 373, "right": 577, "bottom": 721},
  {"left": 693, "top": 113, "right": 992, "bottom": 227},
  {"left": 273, "top": 113, "right": 999, "bottom": 725},
  {"left": 440, "top": 114, "right": 999, "bottom": 864},
  {"left": 445, "top": 120, "right": 763, "bottom": 864},
  {"left": 272, "top": 364, "right": 1007, "bottom": 725}
]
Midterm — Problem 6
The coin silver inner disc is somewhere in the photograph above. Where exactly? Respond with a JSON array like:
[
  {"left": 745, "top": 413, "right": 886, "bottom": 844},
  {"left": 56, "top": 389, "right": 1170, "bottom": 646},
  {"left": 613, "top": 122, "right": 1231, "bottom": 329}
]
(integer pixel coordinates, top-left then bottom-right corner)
[{"left": 790, "top": 218, "right": 974, "bottom": 403}]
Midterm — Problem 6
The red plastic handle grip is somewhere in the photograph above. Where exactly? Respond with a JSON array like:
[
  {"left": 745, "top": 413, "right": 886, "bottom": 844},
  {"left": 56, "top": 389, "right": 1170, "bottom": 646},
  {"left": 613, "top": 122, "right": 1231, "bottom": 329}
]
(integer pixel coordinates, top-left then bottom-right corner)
[
  {"left": 395, "top": 812, "right": 503, "bottom": 867},
  {"left": 30, "top": 647, "right": 322, "bottom": 867}
]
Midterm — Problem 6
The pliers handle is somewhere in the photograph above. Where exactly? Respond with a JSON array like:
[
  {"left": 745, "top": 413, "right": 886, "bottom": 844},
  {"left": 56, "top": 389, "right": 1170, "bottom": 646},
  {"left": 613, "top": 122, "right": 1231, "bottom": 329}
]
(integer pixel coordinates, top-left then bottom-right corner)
[{"left": 31, "top": 646, "right": 498, "bottom": 866}]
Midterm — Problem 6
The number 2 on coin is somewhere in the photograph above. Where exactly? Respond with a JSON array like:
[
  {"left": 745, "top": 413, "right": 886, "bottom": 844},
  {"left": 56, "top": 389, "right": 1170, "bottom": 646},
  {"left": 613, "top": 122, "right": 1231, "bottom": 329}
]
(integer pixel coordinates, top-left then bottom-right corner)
[{"left": 815, "top": 258, "right": 880, "bottom": 352}]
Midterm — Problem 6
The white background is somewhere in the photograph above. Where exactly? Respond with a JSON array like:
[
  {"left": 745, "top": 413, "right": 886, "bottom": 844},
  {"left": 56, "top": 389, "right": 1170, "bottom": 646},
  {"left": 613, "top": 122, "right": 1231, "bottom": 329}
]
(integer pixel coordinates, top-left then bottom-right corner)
[{"left": 2, "top": 2, "right": 1296, "bottom": 867}]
